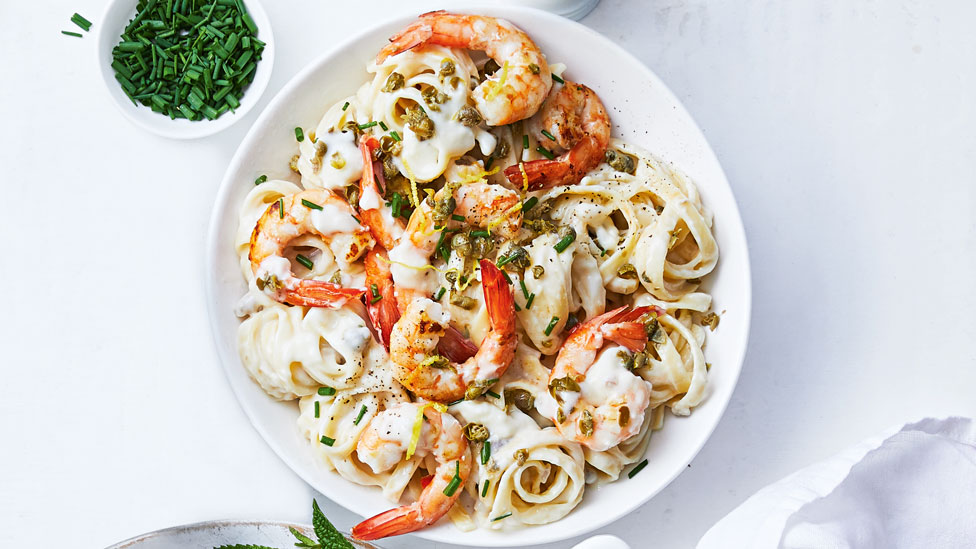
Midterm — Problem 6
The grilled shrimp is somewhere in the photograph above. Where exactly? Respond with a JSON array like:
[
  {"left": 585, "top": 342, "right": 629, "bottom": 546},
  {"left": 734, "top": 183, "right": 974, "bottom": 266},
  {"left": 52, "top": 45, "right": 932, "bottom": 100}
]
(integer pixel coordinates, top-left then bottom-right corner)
[
  {"left": 389, "top": 260, "right": 517, "bottom": 403},
  {"left": 504, "top": 80, "right": 611, "bottom": 190},
  {"left": 358, "top": 135, "right": 405, "bottom": 251},
  {"left": 352, "top": 402, "right": 471, "bottom": 540},
  {"left": 377, "top": 11, "right": 551, "bottom": 126},
  {"left": 539, "top": 306, "right": 658, "bottom": 451},
  {"left": 249, "top": 188, "right": 372, "bottom": 307}
]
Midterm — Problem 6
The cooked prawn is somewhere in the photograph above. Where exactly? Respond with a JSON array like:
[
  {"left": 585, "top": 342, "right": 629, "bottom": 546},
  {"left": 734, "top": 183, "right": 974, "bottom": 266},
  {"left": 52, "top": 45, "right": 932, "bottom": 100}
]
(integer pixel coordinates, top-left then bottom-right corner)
[
  {"left": 357, "top": 135, "right": 404, "bottom": 251},
  {"left": 249, "top": 188, "right": 372, "bottom": 307},
  {"left": 504, "top": 80, "right": 611, "bottom": 190},
  {"left": 352, "top": 402, "right": 471, "bottom": 540},
  {"left": 542, "top": 306, "right": 660, "bottom": 451},
  {"left": 453, "top": 181, "right": 522, "bottom": 239},
  {"left": 377, "top": 11, "right": 552, "bottom": 126},
  {"left": 389, "top": 260, "right": 516, "bottom": 403}
]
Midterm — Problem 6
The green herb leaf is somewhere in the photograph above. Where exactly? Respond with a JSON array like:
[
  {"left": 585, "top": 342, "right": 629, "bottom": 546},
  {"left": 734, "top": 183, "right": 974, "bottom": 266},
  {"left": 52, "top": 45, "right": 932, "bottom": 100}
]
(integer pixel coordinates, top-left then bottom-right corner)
[
  {"left": 312, "top": 499, "right": 354, "bottom": 549},
  {"left": 289, "top": 526, "right": 319, "bottom": 548},
  {"left": 214, "top": 545, "right": 279, "bottom": 549}
]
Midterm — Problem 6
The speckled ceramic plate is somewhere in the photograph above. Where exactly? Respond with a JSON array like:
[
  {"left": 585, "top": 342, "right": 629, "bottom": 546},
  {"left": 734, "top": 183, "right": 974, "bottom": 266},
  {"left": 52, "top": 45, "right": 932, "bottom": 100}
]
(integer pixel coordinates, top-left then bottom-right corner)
[{"left": 105, "top": 520, "right": 379, "bottom": 549}]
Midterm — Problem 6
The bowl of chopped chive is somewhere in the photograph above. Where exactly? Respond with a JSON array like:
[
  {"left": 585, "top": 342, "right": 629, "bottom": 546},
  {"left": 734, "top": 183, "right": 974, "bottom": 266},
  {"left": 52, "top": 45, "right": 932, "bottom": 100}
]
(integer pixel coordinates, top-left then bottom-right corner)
[{"left": 97, "top": 0, "right": 274, "bottom": 139}]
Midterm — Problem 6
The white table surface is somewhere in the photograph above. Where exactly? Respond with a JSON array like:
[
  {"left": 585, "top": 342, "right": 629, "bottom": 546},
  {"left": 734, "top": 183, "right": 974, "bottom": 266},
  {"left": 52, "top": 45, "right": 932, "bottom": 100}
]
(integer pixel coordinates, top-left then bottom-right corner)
[{"left": 2, "top": 1, "right": 974, "bottom": 547}]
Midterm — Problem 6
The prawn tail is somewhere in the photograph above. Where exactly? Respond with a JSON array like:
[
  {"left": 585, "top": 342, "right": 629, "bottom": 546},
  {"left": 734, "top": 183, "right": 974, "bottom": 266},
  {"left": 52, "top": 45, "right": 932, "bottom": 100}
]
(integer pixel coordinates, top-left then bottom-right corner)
[
  {"left": 286, "top": 281, "right": 366, "bottom": 308},
  {"left": 503, "top": 158, "right": 570, "bottom": 191},
  {"left": 603, "top": 322, "right": 649, "bottom": 352},
  {"left": 364, "top": 249, "right": 400, "bottom": 347},
  {"left": 607, "top": 305, "right": 652, "bottom": 323},
  {"left": 479, "top": 260, "right": 516, "bottom": 333},
  {"left": 358, "top": 135, "right": 380, "bottom": 201},
  {"left": 438, "top": 326, "right": 478, "bottom": 363},
  {"left": 351, "top": 504, "right": 427, "bottom": 541},
  {"left": 377, "top": 19, "right": 434, "bottom": 62}
]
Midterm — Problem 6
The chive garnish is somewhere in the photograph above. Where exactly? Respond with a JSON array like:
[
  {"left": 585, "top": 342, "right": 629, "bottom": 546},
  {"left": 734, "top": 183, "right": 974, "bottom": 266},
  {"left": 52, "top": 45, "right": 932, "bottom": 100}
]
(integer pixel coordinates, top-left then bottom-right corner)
[
  {"left": 481, "top": 440, "right": 491, "bottom": 464},
  {"left": 451, "top": 214, "right": 465, "bottom": 222},
  {"left": 254, "top": 174, "right": 268, "bottom": 185},
  {"left": 496, "top": 253, "right": 516, "bottom": 267},
  {"left": 522, "top": 197, "right": 538, "bottom": 212},
  {"left": 277, "top": 198, "right": 284, "bottom": 219},
  {"left": 491, "top": 513, "right": 512, "bottom": 522},
  {"left": 370, "top": 284, "right": 380, "bottom": 298},
  {"left": 486, "top": 390, "right": 501, "bottom": 399},
  {"left": 536, "top": 146, "right": 555, "bottom": 160},
  {"left": 434, "top": 287, "right": 446, "bottom": 301},
  {"left": 295, "top": 127, "right": 304, "bottom": 142},
  {"left": 342, "top": 101, "right": 350, "bottom": 111},
  {"left": 541, "top": 129, "right": 557, "bottom": 142},
  {"left": 317, "top": 387, "right": 336, "bottom": 396},
  {"left": 551, "top": 73, "right": 565, "bottom": 84},
  {"left": 484, "top": 155, "right": 495, "bottom": 170},
  {"left": 379, "top": 121, "right": 388, "bottom": 131},
  {"left": 301, "top": 199, "right": 323, "bottom": 210},
  {"left": 470, "top": 230, "right": 490, "bottom": 238},
  {"left": 481, "top": 479, "right": 490, "bottom": 497},
  {"left": 544, "top": 316, "right": 560, "bottom": 336},
  {"left": 353, "top": 405, "right": 367, "bottom": 425},
  {"left": 525, "top": 293, "right": 535, "bottom": 309},
  {"left": 628, "top": 459, "right": 649, "bottom": 479},
  {"left": 62, "top": 30, "right": 83, "bottom": 38},
  {"left": 514, "top": 301, "right": 522, "bottom": 312},
  {"left": 522, "top": 134, "right": 529, "bottom": 149},
  {"left": 71, "top": 13, "right": 92, "bottom": 32},
  {"left": 358, "top": 121, "right": 378, "bottom": 130},
  {"left": 296, "top": 254, "right": 314, "bottom": 270},
  {"left": 501, "top": 271, "right": 512, "bottom": 285},
  {"left": 314, "top": 400, "right": 320, "bottom": 418},
  {"left": 390, "top": 130, "right": 401, "bottom": 142},
  {"left": 554, "top": 231, "right": 576, "bottom": 253},
  {"left": 448, "top": 398, "right": 464, "bottom": 406},
  {"left": 519, "top": 279, "right": 529, "bottom": 299},
  {"left": 443, "top": 461, "right": 462, "bottom": 496},
  {"left": 320, "top": 435, "right": 335, "bottom": 446}
]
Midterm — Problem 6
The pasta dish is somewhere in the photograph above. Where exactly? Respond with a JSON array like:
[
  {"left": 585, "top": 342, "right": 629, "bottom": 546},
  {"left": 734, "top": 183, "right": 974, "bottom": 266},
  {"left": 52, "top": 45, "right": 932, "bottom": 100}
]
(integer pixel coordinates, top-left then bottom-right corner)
[{"left": 232, "top": 11, "right": 719, "bottom": 540}]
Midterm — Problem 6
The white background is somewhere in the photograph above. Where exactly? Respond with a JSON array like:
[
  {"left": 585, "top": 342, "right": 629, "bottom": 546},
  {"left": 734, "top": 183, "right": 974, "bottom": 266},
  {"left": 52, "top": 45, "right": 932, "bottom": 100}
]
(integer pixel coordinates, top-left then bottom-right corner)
[{"left": 1, "top": 1, "right": 974, "bottom": 547}]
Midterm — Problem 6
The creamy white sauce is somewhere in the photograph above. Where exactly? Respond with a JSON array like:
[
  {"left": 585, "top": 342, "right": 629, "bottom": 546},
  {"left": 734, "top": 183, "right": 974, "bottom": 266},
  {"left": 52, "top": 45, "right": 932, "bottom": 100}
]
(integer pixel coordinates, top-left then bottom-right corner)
[
  {"left": 256, "top": 256, "right": 295, "bottom": 289},
  {"left": 579, "top": 345, "right": 642, "bottom": 405},
  {"left": 298, "top": 127, "right": 364, "bottom": 190},
  {"left": 388, "top": 240, "right": 436, "bottom": 293},
  {"left": 310, "top": 204, "right": 362, "bottom": 236},
  {"left": 452, "top": 401, "right": 540, "bottom": 469},
  {"left": 357, "top": 404, "right": 421, "bottom": 473},
  {"left": 359, "top": 181, "right": 383, "bottom": 210}
]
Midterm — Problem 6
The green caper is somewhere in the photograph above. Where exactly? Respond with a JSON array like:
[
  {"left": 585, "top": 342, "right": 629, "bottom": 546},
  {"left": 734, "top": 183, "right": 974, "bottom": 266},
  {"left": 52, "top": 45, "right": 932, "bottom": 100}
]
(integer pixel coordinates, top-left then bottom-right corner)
[
  {"left": 420, "top": 355, "right": 450, "bottom": 369},
  {"left": 618, "top": 406, "right": 630, "bottom": 428},
  {"left": 464, "top": 422, "right": 490, "bottom": 442},
  {"left": 329, "top": 270, "right": 342, "bottom": 285},
  {"left": 470, "top": 234, "right": 494, "bottom": 258},
  {"left": 503, "top": 388, "right": 535, "bottom": 414},
  {"left": 532, "top": 265, "right": 544, "bottom": 279},
  {"left": 579, "top": 409, "right": 594, "bottom": 437},
  {"left": 632, "top": 351, "right": 647, "bottom": 371},
  {"left": 451, "top": 233, "right": 472, "bottom": 257},
  {"left": 549, "top": 376, "right": 581, "bottom": 398},
  {"left": 527, "top": 63, "right": 540, "bottom": 74},
  {"left": 421, "top": 87, "right": 449, "bottom": 111},
  {"left": 379, "top": 135, "right": 402, "bottom": 156},
  {"left": 381, "top": 72, "right": 405, "bottom": 92},
  {"left": 513, "top": 448, "right": 528, "bottom": 466},
  {"left": 382, "top": 155, "right": 399, "bottom": 180},
  {"left": 405, "top": 106, "right": 435, "bottom": 140},
  {"left": 456, "top": 105, "right": 483, "bottom": 127},
  {"left": 432, "top": 195, "right": 457, "bottom": 223},
  {"left": 605, "top": 149, "right": 636, "bottom": 174},
  {"left": 444, "top": 269, "right": 459, "bottom": 284},
  {"left": 450, "top": 292, "right": 477, "bottom": 310},
  {"left": 330, "top": 152, "right": 346, "bottom": 169},
  {"left": 344, "top": 184, "right": 360, "bottom": 207},
  {"left": 617, "top": 350, "right": 635, "bottom": 369},
  {"left": 645, "top": 317, "right": 666, "bottom": 345},
  {"left": 500, "top": 246, "right": 529, "bottom": 272},
  {"left": 617, "top": 263, "right": 638, "bottom": 279},
  {"left": 440, "top": 58, "right": 456, "bottom": 77}
]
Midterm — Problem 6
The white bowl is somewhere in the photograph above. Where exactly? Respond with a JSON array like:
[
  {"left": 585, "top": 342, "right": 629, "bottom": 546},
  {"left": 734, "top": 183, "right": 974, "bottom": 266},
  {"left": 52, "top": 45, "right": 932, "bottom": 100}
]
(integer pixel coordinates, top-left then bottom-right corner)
[
  {"left": 205, "top": 6, "right": 751, "bottom": 546},
  {"left": 96, "top": 0, "right": 275, "bottom": 139}
]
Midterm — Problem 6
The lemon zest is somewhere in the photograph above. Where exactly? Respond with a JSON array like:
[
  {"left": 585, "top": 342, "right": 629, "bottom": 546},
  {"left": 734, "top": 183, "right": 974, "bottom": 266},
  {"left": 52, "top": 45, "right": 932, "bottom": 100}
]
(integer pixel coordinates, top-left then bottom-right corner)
[
  {"left": 519, "top": 162, "right": 529, "bottom": 193},
  {"left": 485, "top": 61, "right": 510, "bottom": 101},
  {"left": 407, "top": 402, "right": 449, "bottom": 460},
  {"left": 402, "top": 157, "right": 421, "bottom": 208},
  {"left": 486, "top": 200, "right": 523, "bottom": 232}
]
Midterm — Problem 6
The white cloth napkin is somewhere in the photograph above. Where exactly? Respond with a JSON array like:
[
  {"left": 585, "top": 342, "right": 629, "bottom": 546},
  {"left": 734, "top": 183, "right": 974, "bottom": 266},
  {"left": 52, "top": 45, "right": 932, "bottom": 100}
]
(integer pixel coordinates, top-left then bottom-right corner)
[{"left": 698, "top": 417, "right": 976, "bottom": 549}]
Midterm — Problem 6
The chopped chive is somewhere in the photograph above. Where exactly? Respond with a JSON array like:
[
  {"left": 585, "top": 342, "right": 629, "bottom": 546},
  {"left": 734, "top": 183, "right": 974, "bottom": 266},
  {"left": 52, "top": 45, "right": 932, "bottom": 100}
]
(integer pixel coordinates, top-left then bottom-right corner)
[
  {"left": 294, "top": 127, "right": 304, "bottom": 142},
  {"left": 448, "top": 398, "right": 464, "bottom": 406},
  {"left": 470, "top": 230, "right": 490, "bottom": 238},
  {"left": 541, "top": 129, "right": 557, "bottom": 142},
  {"left": 254, "top": 174, "right": 267, "bottom": 185},
  {"left": 514, "top": 301, "right": 522, "bottom": 312},
  {"left": 295, "top": 254, "right": 314, "bottom": 270},
  {"left": 62, "top": 30, "right": 83, "bottom": 37},
  {"left": 551, "top": 73, "right": 565, "bottom": 84},
  {"left": 525, "top": 293, "right": 535, "bottom": 309},
  {"left": 379, "top": 121, "right": 388, "bottom": 131},
  {"left": 628, "top": 459, "right": 649, "bottom": 479},
  {"left": 71, "top": 13, "right": 92, "bottom": 31},
  {"left": 277, "top": 198, "right": 284, "bottom": 219},
  {"left": 357, "top": 121, "right": 378, "bottom": 130},
  {"left": 320, "top": 435, "right": 335, "bottom": 446},
  {"left": 370, "top": 293, "right": 382, "bottom": 305},
  {"left": 485, "top": 155, "right": 495, "bottom": 170},
  {"left": 317, "top": 387, "right": 336, "bottom": 396},
  {"left": 554, "top": 231, "right": 576, "bottom": 253},
  {"left": 481, "top": 479, "right": 490, "bottom": 497},
  {"left": 370, "top": 284, "right": 380, "bottom": 298},
  {"left": 501, "top": 271, "right": 512, "bottom": 285},
  {"left": 481, "top": 440, "right": 491, "bottom": 464},
  {"left": 390, "top": 130, "right": 401, "bottom": 142},
  {"left": 451, "top": 214, "right": 465, "bottom": 222},
  {"left": 434, "top": 287, "right": 446, "bottom": 301},
  {"left": 353, "top": 405, "right": 367, "bottom": 425},
  {"left": 491, "top": 513, "right": 512, "bottom": 522},
  {"left": 443, "top": 471, "right": 461, "bottom": 496},
  {"left": 301, "top": 199, "right": 323, "bottom": 210},
  {"left": 521, "top": 197, "right": 538, "bottom": 212},
  {"left": 601, "top": 248, "right": 607, "bottom": 257},
  {"left": 519, "top": 279, "right": 529, "bottom": 299},
  {"left": 544, "top": 316, "right": 560, "bottom": 336},
  {"left": 314, "top": 400, "right": 320, "bottom": 418},
  {"left": 342, "top": 101, "right": 350, "bottom": 111},
  {"left": 391, "top": 192, "right": 402, "bottom": 218},
  {"left": 536, "top": 146, "right": 555, "bottom": 160},
  {"left": 486, "top": 390, "right": 501, "bottom": 399},
  {"left": 522, "top": 134, "right": 529, "bottom": 149}
]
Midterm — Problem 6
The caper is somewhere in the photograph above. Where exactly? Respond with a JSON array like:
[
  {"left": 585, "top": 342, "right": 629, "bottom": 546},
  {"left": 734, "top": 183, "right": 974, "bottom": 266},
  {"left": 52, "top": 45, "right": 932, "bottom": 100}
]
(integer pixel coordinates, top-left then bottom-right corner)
[
  {"left": 420, "top": 355, "right": 450, "bottom": 369},
  {"left": 513, "top": 448, "right": 528, "bottom": 466},
  {"left": 618, "top": 406, "right": 630, "bottom": 428},
  {"left": 632, "top": 351, "right": 648, "bottom": 370},
  {"left": 456, "top": 105, "right": 483, "bottom": 127},
  {"left": 451, "top": 233, "right": 472, "bottom": 257},
  {"left": 532, "top": 265, "right": 544, "bottom": 279},
  {"left": 527, "top": 63, "right": 540, "bottom": 74},
  {"left": 381, "top": 72, "right": 405, "bottom": 92},
  {"left": 440, "top": 58, "right": 456, "bottom": 77},
  {"left": 549, "top": 376, "right": 581, "bottom": 398},
  {"left": 421, "top": 87, "right": 448, "bottom": 111},
  {"left": 617, "top": 350, "right": 635, "bottom": 369},
  {"left": 605, "top": 149, "right": 636, "bottom": 174},
  {"left": 503, "top": 388, "right": 535, "bottom": 414},
  {"left": 405, "top": 106, "right": 435, "bottom": 140},
  {"left": 617, "top": 263, "right": 638, "bottom": 279},
  {"left": 329, "top": 270, "right": 342, "bottom": 285},
  {"left": 444, "top": 269, "right": 459, "bottom": 284},
  {"left": 379, "top": 135, "right": 402, "bottom": 156},
  {"left": 470, "top": 234, "right": 494, "bottom": 258},
  {"left": 463, "top": 422, "right": 490, "bottom": 442},
  {"left": 450, "top": 292, "right": 477, "bottom": 310},
  {"left": 433, "top": 195, "right": 457, "bottom": 222},
  {"left": 289, "top": 154, "right": 300, "bottom": 173},
  {"left": 579, "top": 409, "right": 594, "bottom": 437},
  {"left": 344, "top": 184, "right": 360, "bottom": 207},
  {"left": 500, "top": 246, "right": 529, "bottom": 272},
  {"left": 330, "top": 152, "right": 346, "bottom": 169}
]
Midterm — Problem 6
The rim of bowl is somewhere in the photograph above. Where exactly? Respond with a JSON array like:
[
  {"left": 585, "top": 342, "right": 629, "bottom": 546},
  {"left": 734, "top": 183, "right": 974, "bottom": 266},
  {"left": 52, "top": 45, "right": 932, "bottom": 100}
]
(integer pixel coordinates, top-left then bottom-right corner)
[
  {"left": 205, "top": 5, "right": 752, "bottom": 546},
  {"left": 95, "top": 0, "right": 275, "bottom": 140}
]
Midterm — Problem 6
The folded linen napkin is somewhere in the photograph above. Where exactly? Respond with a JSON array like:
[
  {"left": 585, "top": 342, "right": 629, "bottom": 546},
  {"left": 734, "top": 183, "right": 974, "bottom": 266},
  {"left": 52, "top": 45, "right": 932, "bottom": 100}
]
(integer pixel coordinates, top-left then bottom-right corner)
[{"left": 698, "top": 417, "right": 976, "bottom": 549}]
